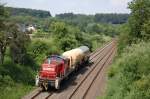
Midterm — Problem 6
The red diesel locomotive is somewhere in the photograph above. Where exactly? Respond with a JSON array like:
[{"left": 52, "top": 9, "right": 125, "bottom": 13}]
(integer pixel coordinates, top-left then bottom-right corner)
[{"left": 35, "top": 46, "right": 90, "bottom": 90}]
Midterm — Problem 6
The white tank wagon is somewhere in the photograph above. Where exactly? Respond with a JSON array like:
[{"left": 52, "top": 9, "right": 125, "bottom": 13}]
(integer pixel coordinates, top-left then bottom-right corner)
[{"left": 62, "top": 46, "right": 90, "bottom": 69}]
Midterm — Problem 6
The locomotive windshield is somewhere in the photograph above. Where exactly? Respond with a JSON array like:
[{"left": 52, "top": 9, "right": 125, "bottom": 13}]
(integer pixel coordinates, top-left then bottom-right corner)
[{"left": 44, "top": 56, "right": 63, "bottom": 64}]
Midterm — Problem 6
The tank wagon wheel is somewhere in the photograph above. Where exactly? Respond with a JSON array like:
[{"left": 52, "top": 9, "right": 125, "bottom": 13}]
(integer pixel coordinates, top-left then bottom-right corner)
[
  {"left": 65, "top": 76, "right": 69, "bottom": 80},
  {"left": 85, "top": 56, "right": 89, "bottom": 64},
  {"left": 75, "top": 63, "right": 80, "bottom": 71},
  {"left": 83, "top": 56, "right": 88, "bottom": 64},
  {"left": 86, "top": 57, "right": 90, "bottom": 64},
  {"left": 55, "top": 78, "right": 60, "bottom": 89}
]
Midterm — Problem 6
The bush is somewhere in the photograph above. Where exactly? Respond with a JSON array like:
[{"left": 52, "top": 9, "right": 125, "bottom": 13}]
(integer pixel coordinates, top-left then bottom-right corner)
[
  {"left": 0, "top": 61, "right": 36, "bottom": 99},
  {"left": 104, "top": 41, "right": 150, "bottom": 99},
  {"left": 28, "top": 39, "right": 60, "bottom": 64}
]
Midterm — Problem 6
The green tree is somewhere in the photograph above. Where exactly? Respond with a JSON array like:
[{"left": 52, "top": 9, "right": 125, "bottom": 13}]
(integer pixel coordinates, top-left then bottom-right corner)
[
  {"left": 59, "top": 36, "right": 77, "bottom": 51},
  {"left": 51, "top": 22, "right": 78, "bottom": 51},
  {"left": 141, "top": 20, "right": 150, "bottom": 40},
  {"left": 0, "top": 4, "right": 8, "bottom": 64},
  {"left": 51, "top": 22, "right": 68, "bottom": 39},
  {"left": 128, "top": 0, "right": 150, "bottom": 40},
  {"left": 7, "top": 7, "right": 51, "bottom": 18},
  {"left": 8, "top": 23, "right": 30, "bottom": 64}
]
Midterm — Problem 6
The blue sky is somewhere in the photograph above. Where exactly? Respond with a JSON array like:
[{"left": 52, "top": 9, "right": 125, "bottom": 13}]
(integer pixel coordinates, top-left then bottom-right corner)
[{"left": 2, "top": 0, "right": 132, "bottom": 16}]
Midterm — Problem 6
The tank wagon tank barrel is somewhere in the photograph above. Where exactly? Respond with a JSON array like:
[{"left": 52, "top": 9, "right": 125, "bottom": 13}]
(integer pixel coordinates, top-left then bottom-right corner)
[{"left": 62, "top": 46, "right": 90, "bottom": 69}]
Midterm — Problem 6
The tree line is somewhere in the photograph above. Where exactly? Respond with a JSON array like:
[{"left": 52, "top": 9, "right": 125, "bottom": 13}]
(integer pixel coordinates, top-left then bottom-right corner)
[
  {"left": 56, "top": 13, "right": 129, "bottom": 24},
  {"left": 6, "top": 7, "right": 129, "bottom": 24},
  {"left": 7, "top": 7, "right": 51, "bottom": 18}
]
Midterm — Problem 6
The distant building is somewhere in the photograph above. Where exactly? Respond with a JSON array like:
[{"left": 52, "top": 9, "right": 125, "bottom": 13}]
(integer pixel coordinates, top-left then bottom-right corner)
[{"left": 26, "top": 25, "right": 36, "bottom": 34}]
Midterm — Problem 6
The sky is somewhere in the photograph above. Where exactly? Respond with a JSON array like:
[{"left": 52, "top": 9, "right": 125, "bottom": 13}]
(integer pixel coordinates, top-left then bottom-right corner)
[{"left": 2, "top": 0, "right": 132, "bottom": 16}]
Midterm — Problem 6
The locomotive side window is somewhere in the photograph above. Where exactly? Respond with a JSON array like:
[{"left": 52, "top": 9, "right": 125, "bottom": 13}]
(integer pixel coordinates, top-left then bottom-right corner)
[
  {"left": 51, "top": 56, "right": 63, "bottom": 62},
  {"left": 44, "top": 56, "right": 63, "bottom": 64}
]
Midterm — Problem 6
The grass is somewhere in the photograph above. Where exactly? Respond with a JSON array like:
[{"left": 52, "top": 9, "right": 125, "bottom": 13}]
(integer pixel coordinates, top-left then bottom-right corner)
[{"left": 0, "top": 83, "right": 34, "bottom": 99}]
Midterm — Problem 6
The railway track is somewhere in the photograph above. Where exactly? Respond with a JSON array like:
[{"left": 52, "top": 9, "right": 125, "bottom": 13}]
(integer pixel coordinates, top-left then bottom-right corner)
[
  {"left": 22, "top": 40, "right": 116, "bottom": 99},
  {"left": 89, "top": 40, "right": 112, "bottom": 56},
  {"left": 84, "top": 45, "right": 117, "bottom": 99},
  {"left": 68, "top": 46, "right": 116, "bottom": 99},
  {"left": 90, "top": 41, "right": 114, "bottom": 60}
]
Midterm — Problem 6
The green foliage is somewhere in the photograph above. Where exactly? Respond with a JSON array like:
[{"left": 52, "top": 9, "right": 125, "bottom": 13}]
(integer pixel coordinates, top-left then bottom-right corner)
[
  {"left": 56, "top": 13, "right": 94, "bottom": 29},
  {"left": 104, "top": 42, "right": 150, "bottom": 99},
  {"left": 51, "top": 22, "right": 68, "bottom": 39},
  {"left": 0, "top": 3, "right": 9, "bottom": 64},
  {"left": 94, "top": 14, "right": 129, "bottom": 24},
  {"left": 103, "top": 1, "right": 150, "bottom": 99},
  {"left": 117, "top": 0, "right": 150, "bottom": 55},
  {"left": 0, "top": 62, "right": 36, "bottom": 99},
  {"left": 86, "top": 23, "right": 118, "bottom": 37},
  {"left": 141, "top": 20, "right": 150, "bottom": 40},
  {"left": 50, "top": 21, "right": 113, "bottom": 52},
  {"left": 0, "top": 84, "right": 33, "bottom": 99},
  {"left": 59, "top": 35, "right": 78, "bottom": 51},
  {"left": 7, "top": 7, "right": 51, "bottom": 18},
  {"left": 56, "top": 13, "right": 129, "bottom": 25},
  {"left": 8, "top": 15, "right": 38, "bottom": 25},
  {"left": 128, "top": 0, "right": 150, "bottom": 40},
  {"left": 0, "top": 5, "right": 39, "bottom": 97},
  {"left": 51, "top": 21, "right": 79, "bottom": 51},
  {"left": 117, "top": 24, "right": 132, "bottom": 54},
  {"left": 28, "top": 39, "right": 60, "bottom": 64},
  {"left": 0, "top": 62, "right": 35, "bottom": 84},
  {"left": 0, "top": 4, "right": 8, "bottom": 28},
  {"left": 7, "top": 23, "right": 31, "bottom": 64},
  {"left": 90, "top": 34, "right": 104, "bottom": 51}
]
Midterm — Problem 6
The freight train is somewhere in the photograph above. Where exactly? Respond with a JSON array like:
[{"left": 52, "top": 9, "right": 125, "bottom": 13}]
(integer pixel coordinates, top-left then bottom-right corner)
[{"left": 35, "top": 46, "right": 90, "bottom": 90}]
